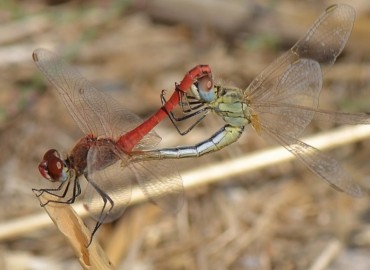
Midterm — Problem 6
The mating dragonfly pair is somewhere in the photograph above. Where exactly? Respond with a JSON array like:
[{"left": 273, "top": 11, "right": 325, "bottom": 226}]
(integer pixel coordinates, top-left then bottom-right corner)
[{"left": 34, "top": 4, "right": 369, "bottom": 244}]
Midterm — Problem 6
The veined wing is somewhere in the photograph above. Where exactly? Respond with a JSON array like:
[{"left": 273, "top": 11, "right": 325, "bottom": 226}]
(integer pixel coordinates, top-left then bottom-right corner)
[
  {"left": 308, "top": 110, "right": 370, "bottom": 125},
  {"left": 33, "top": 48, "right": 159, "bottom": 144},
  {"left": 247, "top": 57, "right": 370, "bottom": 135},
  {"left": 130, "top": 159, "right": 184, "bottom": 214},
  {"left": 291, "top": 4, "right": 355, "bottom": 66},
  {"left": 249, "top": 59, "right": 322, "bottom": 138},
  {"left": 246, "top": 4, "right": 354, "bottom": 99},
  {"left": 260, "top": 124, "right": 363, "bottom": 197}
]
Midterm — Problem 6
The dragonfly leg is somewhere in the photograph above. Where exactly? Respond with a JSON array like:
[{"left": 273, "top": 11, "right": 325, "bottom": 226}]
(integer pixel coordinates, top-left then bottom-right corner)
[
  {"left": 32, "top": 177, "right": 81, "bottom": 206},
  {"left": 32, "top": 183, "right": 65, "bottom": 198},
  {"left": 32, "top": 180, "right": 70, "bottom": 198},
  {"left": 86, "top": 181, "right": 115, "bottom": 246},
  {"left": 161, "top": 90, "right": 204, "bottom": 115},
  {"left": 167, "top": 107, "right": 210, "bottom": 135},
  {"left": 178, "top": 92, "right": 205, "bottom": 113},
  {"left": 164, "top": 89, "right": 207, "bottom": 114},
  {"left": 161, "top": 90, "right": 210, "bottom": 135}
]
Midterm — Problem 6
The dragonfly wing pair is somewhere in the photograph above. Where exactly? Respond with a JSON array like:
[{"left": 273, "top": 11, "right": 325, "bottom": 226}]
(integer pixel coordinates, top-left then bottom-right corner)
[{"left": 244, "top": 4, "right": 362, "bottom": 197}]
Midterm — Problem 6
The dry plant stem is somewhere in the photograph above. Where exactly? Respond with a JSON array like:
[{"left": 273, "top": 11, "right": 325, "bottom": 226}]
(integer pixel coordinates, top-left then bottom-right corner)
[
  {"left": 308, "top": 239, "right": 343, "bottom": 270},
  {"left": 0, "top": 125, "right": 369, "bottom": 240},
  {"left": 37, "top": 194, "right": 115, "bottom": 270}
]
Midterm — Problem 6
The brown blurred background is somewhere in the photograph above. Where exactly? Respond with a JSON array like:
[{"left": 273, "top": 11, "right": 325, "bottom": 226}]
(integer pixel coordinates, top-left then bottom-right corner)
[{"left": 1, "top": 0, "right": 370, "bottom": 269}]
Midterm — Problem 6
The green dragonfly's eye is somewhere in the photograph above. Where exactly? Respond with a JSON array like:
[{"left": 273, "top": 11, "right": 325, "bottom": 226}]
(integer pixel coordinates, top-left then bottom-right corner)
[{"left": 191, "top": 74, "right": 215, "bottom": 102}]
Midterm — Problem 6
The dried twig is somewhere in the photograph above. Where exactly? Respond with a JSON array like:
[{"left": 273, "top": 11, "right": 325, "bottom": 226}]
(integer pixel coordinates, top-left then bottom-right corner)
[{"left": 36, "top": 194, "right": 115, "bottom": 270}]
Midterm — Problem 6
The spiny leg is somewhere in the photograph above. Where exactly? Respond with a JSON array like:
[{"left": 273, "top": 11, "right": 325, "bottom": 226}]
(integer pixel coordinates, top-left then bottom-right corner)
[
  {"left": 32, "top": 180, "right": 69, "bottom": 197},
  {"left": 167, "top": 107, "right": 210, "bottom": 135},
  {"left": 86, "top": 181, "right": 115, "bottom": 247},
  {"left": 178, "top": 91, "right": 205, "bottom": 113},
  {"left": 161, "top": 90, "right": 204, "bottom": 115},
  {"left": 35, "top": 178, "right": 81, "bottom": 206},
  {"left": 161, "top": 90, "right": 210, "bottom": 135},
  {"left": 33, "top": 180, "right": 71, "bottom": 206}
]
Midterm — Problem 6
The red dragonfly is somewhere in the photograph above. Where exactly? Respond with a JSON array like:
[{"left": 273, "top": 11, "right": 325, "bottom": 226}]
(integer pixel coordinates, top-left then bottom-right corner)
[{"left": 33, "top": 48, "right": 212, "bottom": 242}]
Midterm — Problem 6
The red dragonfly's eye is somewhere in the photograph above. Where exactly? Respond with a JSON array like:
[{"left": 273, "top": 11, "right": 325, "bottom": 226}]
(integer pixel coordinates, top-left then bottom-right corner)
[{"left": 38, "top": 149, "right": 65, "bottom": 182}]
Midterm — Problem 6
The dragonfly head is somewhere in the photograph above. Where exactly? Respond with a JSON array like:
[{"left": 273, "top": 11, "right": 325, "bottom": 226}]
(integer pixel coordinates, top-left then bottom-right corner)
[
  {"left": 38, "top": 149, "right": 72, "bottom": 182},
  {"left": 190, "top": 74, "right": 215, "bottom": 102}
]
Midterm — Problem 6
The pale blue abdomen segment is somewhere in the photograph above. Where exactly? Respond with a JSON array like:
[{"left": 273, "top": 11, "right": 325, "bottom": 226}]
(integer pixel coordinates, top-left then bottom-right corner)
[{"left": 132, "top": 125, "right": 244, "bottom": 160}]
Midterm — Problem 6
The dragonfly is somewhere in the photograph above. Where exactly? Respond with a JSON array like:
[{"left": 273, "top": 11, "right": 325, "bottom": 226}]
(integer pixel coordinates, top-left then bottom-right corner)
[
  {"left": 33, "top": 48, "right": 213, "bottom": 243},
  {"left": 130, "top": 4, "right": 369, "bottom": 197}
]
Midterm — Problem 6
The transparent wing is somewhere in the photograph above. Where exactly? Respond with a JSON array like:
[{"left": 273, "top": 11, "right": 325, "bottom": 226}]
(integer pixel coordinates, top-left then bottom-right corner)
[
  {"left": 33, "top": 48, "right": 157, "bottom": 142},
  {"left": 84, "top": 143, "right": 132, "bottom": 223},
  {"left": 261, "top": 125, "right": 363, "bottom": 197},
  {"left": 246, "top": 4, "right": 354, "bottom": 98},
  {"left": 129, "top": 159, "right": 184, "bottom": 214},
  {"left": 291, "top": 4, "right": 355, "bottom": 65},
  {"left": 249, "top": 59, "right": 322, "bottom": 138},
  {"left": 245, "top": 57, "right": 365, "bottom": 197},
  {"left": 309, "top": 110, "right": 370, "bottom": 125}
]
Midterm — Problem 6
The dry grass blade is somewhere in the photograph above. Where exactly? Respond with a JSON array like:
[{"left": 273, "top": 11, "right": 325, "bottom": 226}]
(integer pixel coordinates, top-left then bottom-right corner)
[{"left": 37, "top": 193, "right": 115, "bottom": 270}]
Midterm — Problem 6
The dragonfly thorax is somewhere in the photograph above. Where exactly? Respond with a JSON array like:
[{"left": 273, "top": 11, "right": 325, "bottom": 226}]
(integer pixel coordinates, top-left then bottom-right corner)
[
  {"left": 68, "top": 135, "right": 119, "bottom": 177},
  {"left": 211, "top": 86, "right": 251, "bottom": 127}
]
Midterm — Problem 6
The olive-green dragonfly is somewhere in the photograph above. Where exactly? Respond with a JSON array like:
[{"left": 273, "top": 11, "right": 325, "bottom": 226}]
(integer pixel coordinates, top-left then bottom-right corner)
[{"left": 132, "top": 4, "right": 369, "bottom": 197}]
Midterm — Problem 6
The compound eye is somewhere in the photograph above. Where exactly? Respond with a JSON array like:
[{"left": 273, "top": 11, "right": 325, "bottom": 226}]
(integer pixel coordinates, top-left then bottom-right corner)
[
  {"left": 38, "top": 149, "right": 65, "bottom": 182},
  {"left": 197, "top": 74, "right": 213, "bottom": 93},
  {"left": 197, "top": 74, "right": 215, "bottom": 102}
]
